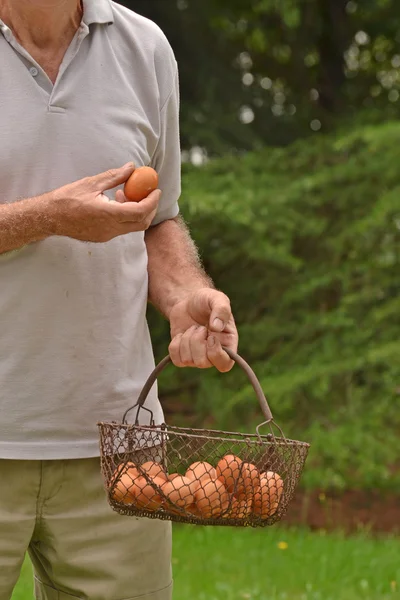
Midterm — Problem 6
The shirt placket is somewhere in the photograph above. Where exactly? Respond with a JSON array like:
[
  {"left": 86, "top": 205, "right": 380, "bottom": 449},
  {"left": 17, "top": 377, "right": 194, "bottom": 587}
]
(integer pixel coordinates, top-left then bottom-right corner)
[{"left": 0, "top": 19, "right": 90, "bottom": 110}]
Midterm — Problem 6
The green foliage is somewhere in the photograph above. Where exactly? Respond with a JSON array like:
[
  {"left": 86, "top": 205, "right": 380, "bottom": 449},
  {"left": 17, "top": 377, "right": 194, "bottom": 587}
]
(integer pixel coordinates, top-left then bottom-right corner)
[
  {"left": 122, "top": 0, "right": 400, "bottom": 155},
  {"left": 149, "top": 120, "right": 400, "bottom": 492}
]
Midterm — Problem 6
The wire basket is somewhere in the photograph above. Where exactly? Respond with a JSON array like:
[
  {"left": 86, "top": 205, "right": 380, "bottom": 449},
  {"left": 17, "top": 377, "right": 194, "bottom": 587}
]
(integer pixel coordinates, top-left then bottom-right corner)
[{"left": 98, "top": 348, "right": 310, "bottom": 527}]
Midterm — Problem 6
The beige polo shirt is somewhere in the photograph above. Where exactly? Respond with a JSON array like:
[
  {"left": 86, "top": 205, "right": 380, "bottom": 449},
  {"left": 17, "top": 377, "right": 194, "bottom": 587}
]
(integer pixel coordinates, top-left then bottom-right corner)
[{"left": 0, "top": 0, "right": 180, "bottom": 459}]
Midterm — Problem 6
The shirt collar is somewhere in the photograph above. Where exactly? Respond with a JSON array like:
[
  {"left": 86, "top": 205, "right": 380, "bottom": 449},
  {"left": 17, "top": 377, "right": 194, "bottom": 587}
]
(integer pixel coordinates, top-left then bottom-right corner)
[
  {"left": 0, "top": 2, "right": 114, "bottom": 32},
  {"left": 82, "top": 0, "right": 114, "bottom": 25}
]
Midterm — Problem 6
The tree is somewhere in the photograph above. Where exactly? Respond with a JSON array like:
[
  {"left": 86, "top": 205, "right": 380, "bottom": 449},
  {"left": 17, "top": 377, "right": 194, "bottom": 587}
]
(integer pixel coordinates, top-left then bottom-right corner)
[
  {"left": 121, "top": 0, "right": 400, "bottom": 155},
  {"left": 148, "top": 119, "right": 400, "bottom": 491}
]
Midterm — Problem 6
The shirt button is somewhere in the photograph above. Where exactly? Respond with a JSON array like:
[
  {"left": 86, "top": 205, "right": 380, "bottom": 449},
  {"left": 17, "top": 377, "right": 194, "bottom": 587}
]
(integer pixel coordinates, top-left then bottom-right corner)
[{"left": 29, "top": 66, "right": 39, "bottom": 77}]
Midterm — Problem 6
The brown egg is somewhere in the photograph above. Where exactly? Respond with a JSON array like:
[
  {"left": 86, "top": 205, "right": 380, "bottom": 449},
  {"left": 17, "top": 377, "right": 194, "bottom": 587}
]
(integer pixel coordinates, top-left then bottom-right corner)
[
  {"left": 186, "top": 503, "right": 201, "bottom": 517},
  {"left": 130, "top": 475, "right": 165, "bottom": 511},
  {"left": 110, "top": 461, "right": 139, "bottom": 486},
  {"left": 216, "top": 454, "right": 243, "bottom": 493},
  {"left": 253, "top": 471, "right": 284, "bottom": 519},
  {"left": 111, "top": 472, "right": 137, "bottom": 505},
  {"left": 161, "top": 476, "right": 196, "bottom": 509},
  {"left": 237, "top": 462, "right": 261, "bottom": 498},
  {"left": 124, "top": 166, "right": 158, "bottom": 202},
  {"left": 168, "top": 473, "right": 181, "bottom": 481},
  {"left": 226, "top": 497, "right": 253, "bottom": 519},
  {"left": 185, "top": 461, "right": 217, "bottom": 483},
  {"left": 139, "top": 461, "right": 167, "bottom": 481},
  {"left": 194, "top": 477, "right": 230, "bottom": 518}
]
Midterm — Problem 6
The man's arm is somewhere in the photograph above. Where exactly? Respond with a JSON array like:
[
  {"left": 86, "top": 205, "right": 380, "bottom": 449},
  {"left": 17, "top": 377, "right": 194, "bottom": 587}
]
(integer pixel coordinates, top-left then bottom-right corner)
[
  {"left": 0, "top": 197, "right": 52, "bottom": 254},
  {"left": 145, "top": 216, "right": 238, "bottom": 372},
  {"left": 0, "top": 164, "right": 160, "bottom": 255},
  {"left": 144, "top": 45, "right": 237, "bottom": 371},
  {"left": 145, "top": 216, "right": 213, "bottom": 318}
]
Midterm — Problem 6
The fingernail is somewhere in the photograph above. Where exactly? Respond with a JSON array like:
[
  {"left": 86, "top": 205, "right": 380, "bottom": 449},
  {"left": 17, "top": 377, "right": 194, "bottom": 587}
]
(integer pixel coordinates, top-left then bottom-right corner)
[
  {"left": 208, "top": 336, "right": 215, "bottom": 347},
  {"left": 124, "top": 162, "right": 135, "bottom": 168},
  {"left": 212, "top": 318, "right": 224, "bottom": 331}
]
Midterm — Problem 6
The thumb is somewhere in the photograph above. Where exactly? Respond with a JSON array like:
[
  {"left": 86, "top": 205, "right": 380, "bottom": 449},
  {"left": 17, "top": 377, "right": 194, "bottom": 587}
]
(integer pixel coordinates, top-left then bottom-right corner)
[
  {"left": 91, "top": 162, "right": 135, "bottom": 192},
  {"left": 208, "top": 292, "right": 232, "bottom": 333}
]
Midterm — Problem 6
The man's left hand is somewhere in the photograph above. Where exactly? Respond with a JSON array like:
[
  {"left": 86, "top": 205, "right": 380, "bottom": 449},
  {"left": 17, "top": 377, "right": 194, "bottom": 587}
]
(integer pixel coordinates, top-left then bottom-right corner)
[{"left": 168, "top": 289, "right": 238, "bottom": 372}]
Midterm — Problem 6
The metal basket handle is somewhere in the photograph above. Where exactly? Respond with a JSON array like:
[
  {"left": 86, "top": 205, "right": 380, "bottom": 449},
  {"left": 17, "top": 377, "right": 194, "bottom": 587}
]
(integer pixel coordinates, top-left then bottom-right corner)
[{"left": 122, "top": 347, "right": 273, "bottom": 425}]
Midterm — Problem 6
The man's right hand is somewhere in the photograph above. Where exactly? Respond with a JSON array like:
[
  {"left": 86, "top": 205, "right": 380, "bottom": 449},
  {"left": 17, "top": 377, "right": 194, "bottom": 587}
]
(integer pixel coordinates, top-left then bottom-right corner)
[{"left": 44, "top": 162, "right": 160, "bottom": 243}]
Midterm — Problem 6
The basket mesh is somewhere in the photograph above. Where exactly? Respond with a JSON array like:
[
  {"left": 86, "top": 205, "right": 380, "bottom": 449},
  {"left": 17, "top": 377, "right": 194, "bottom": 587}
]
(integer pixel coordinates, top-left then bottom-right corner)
[{"left": 98, "top": 422, "right": 310, "bottom": 527}]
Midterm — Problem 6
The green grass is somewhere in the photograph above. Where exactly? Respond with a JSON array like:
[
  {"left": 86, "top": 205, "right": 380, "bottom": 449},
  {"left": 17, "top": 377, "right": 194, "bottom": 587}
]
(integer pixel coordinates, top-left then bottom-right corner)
[
  {"left": 11, "top": 557, "right": 34, "bottom": 600},
  {"left": 13, "top": 526, "right": 400, "bottom": 600}
]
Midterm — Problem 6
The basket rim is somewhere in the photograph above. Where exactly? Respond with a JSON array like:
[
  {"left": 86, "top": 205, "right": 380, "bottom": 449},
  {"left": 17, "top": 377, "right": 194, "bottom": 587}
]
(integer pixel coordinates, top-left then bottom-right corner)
[
  {"left": 97, "top": 421, "right": 310, "bottom": 448},
  {"left": 108, "top": 501, "right": 283, "bottom": 527},
  {"left": 109, "top": 502, "right": 282, "bottom": 527}
]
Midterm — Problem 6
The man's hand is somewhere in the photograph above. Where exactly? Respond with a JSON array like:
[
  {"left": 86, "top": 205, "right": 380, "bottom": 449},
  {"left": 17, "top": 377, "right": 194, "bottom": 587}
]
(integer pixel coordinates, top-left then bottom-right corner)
[
  {"left": 44, "top": 162, "right": 161, "bottom": 243},
  {"left": 168, "top": 288, "right": 238, "bottom": 372}
]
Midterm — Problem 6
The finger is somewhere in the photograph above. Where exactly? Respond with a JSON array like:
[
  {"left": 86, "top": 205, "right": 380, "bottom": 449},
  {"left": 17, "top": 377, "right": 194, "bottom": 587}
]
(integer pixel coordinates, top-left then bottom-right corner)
[
  {"left": 115, "top": 188, "right": 135, "bottom": 204},
  {"left": 144, "top": 208, "right": 158, "bottom": 228},
  {"left": 107, "top": 190, "right": 161, "bottom": 223},
  {"left": 120, "top": 207, "right": 157, "bottom": 230},
  {"left": 206, "top": 335, "right": 235, "bottom": 373},
  {"left": 90, "top": 162, "right": 135, "bottom": 192},
  {"left": 113, "top": 213, "right": 157, "bottom": 236},
  {"left": 169, "top": 334, "right": 184, "bottom": 367},
  {"left": 213, "top": 318, "right": 239, "bottom": 353},
  {"left": 115, "top": 189, "right": 126, "bottom": 204},
  {"left": 114, "top": 209, "right": 157, "bottom": 233},
  {"left": 207, "top": 293, "right": 233, "bottom": 333},
  {"left": 189, "top": 326, "right": 212, "bottom": 369},
  {"left": 179, "top": 325, "right": 198, "bottom": 366}
]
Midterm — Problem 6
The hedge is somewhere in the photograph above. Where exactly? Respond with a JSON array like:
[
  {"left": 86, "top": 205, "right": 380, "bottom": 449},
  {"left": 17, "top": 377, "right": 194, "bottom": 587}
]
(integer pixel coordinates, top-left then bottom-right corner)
[{"left": 148, "top": 121, "right": 400, "bottom": 492}]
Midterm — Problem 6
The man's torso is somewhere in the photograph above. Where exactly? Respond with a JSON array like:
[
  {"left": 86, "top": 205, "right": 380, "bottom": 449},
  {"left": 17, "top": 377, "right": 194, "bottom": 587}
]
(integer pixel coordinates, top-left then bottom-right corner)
[{"left": 0, "top": 0, "right": 178, "bottom": 459}]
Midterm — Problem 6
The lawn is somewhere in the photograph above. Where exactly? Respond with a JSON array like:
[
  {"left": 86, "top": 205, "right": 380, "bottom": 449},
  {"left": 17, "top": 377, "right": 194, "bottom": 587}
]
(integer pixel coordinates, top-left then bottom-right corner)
[{"left": 12, "top": 526, "right": 400, "bottom": 600}]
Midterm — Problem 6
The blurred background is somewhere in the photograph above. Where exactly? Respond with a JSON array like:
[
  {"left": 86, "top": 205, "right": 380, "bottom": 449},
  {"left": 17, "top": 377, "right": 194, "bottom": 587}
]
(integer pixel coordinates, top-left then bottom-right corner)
[
  {"left": 142, "top": 0, "right": 400, "bottom": 597},
  {"left": 14, "top": 0, "right": 400, "bottom": 599},
  {"left": 141, "top": 0, "right": 400, "bottom": 522}
]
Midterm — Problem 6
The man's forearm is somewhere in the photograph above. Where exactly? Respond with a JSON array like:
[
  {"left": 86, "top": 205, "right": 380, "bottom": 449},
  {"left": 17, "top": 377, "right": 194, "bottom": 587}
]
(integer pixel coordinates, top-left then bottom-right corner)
[
  {"left": 0, "top": 196, "right": 52, "bottom": 254},
  {"left": 145, "top": 216, "right": 213, "bottom": 318}
]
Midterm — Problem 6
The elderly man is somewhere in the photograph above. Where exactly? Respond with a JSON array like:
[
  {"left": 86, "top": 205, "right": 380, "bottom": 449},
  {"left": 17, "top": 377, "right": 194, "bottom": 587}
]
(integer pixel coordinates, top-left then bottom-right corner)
[{"left": 0, "top": 0, "right": 238, "bottom": 598}]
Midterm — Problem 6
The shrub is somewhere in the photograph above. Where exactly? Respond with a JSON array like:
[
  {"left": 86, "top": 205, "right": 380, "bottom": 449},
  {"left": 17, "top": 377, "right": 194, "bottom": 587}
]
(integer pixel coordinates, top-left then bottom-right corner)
[{"left": 148, "top": 121, "right": 400, "bottom": 491}]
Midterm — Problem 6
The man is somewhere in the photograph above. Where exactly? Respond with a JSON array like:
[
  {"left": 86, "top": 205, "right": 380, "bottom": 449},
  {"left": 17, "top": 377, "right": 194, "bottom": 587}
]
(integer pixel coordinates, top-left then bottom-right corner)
[{"left": 0, "top": 0, "right": 238, "bottom": 598}]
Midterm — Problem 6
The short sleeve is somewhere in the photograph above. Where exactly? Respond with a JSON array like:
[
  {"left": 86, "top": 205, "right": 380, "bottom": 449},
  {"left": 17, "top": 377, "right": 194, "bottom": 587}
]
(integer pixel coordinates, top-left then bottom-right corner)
[{"left": 150, "top": 68, "right": 181, "bottom": 226}]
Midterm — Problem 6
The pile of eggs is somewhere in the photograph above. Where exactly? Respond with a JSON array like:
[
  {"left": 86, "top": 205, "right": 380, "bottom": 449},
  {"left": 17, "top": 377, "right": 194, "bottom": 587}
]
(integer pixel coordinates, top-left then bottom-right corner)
[{"left": 111, "top": 454, "right": 283, "bottom": 521}]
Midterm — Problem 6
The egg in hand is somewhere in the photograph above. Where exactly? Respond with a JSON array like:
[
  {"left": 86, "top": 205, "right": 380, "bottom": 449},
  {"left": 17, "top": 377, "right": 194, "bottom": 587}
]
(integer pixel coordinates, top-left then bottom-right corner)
[{"left": 124, "top": 166, "right": 158, "bottom": 202}]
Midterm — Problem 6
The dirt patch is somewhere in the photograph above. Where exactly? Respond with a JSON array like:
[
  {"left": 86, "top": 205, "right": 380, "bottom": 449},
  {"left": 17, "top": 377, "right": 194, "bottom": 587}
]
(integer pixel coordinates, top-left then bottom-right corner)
[{"left": 282, "top": 489, "right": 400, "bottom": 533}]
